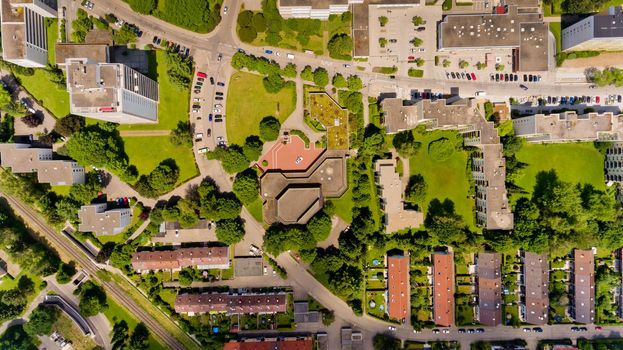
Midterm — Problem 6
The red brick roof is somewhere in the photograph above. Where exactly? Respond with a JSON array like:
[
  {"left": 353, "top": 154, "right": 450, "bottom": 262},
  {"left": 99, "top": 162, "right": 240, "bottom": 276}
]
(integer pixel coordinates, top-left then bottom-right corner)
[
  {"left": 223, "top": 338, "right": 313, "bottom": 350},
  {"left": 175, "top": 292, "right": 288, "bottom": 315},
  {"left": 433, "top": 252, "right": 455, "bottom": 327},
  {"left": 387, "top": 254, "right": 409, "bottom": 321},
  {"left": 131, "top": 247, "right": 229, "bottom": 271},
  {"left": 257, "top": 135, "right": 325, "bottom": 173}
]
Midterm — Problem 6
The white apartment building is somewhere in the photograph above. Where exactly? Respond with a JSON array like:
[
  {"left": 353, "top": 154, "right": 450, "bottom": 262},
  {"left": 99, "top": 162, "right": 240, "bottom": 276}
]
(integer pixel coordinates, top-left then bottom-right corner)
[
  {"left": 277, "top": 0, "right": 362, "bottom": 19},
  {"left": 562, "top": 6, "right": 623, "bottom": 51},
  {"left": 66, "top": 61, "right": 159, "bottom": 124},
  {"left": 0, "top": 0, "right": 57, "bottom": 67}
]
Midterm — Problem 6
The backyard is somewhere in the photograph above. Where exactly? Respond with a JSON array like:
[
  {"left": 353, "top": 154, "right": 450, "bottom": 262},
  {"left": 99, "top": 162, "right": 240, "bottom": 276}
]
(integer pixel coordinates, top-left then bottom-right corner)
[
  {"left": 123, "top": 136, "right": 199, "bottom": 185},
  {"left": 13, "top": 69, "right": 70, "bottom": 118},
  {"left": 407, "top": 129, "right": 475, "bottom": 230},
  {"left": 366, "top": 290, "right": 387, "bottom": 320},
  {"left": 308, "top": 92, "right": 349, "bottom": 150},
  {"left": 226, "top": 71, "right": 296, "bottom": 145},
  {"left": 513, "top": 142, "right": 605, "bottom": 201}
]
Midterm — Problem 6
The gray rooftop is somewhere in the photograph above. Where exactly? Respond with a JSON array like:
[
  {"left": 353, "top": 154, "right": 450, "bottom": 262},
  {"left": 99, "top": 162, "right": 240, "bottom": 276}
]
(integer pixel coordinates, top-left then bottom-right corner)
[
  {"left": 233, "top": 257, "right": 264, "bottom": 277},
  {"left": 594, "top": 6, "right": 623, "bottom": 38}
]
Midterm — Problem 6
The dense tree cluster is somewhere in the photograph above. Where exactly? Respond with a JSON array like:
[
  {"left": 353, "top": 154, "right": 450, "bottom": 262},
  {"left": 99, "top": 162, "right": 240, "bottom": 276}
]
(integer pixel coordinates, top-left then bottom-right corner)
[
  {"left": 587, "top": 67, "right": 623, "bottom": 87},
  {"left": 55, "top": 261, "right": 77, "bottom": 284},
  {"left": 405, "top": 174, "right": 427, "bottom": 207},
  {"left": 24, "top": 305, "right": 58, "bottom": 336},
  {"left": 111, "top": 320, "right": 150, "bottom": 350},
  {"left": 207, "top": 145, "right": 249, "bottom": 174},
  {"left": 392, "top": 129, "right": 422, "bottom": 157},
  {"left": 164, "top": 51, "right": 193, "bottom": 90},
  {"left": 231, "top": 52, "right": 296, "bottom": 79},
  {"left": 327, "top": 34, "right": 353, "bottom": 60},
  {"left": 71, "top": 9, "right": 92, "bottom": 43},
  {"left": 75, "top": 280, "right": 108, "bottom": 317},
  {"left": 134, "top": 0, "right": 222, "bottom": 33},
  {"left": 134, "top": 159, "right": 180, "bottom": 198},
  {"left": 169, "top": 121, "right": 193, "bottom": 148},
  {"left": 242, "top": 136, "right": 264, "bottom": 161},
  {"left": 54, "top": 114, "right": 85, "bottom": 137},
  {"left": 112, "top": 23, "right": 138, "bottom": 44},
  {"left": 0, "top": 325, "right": 37, "bottom": 350}
]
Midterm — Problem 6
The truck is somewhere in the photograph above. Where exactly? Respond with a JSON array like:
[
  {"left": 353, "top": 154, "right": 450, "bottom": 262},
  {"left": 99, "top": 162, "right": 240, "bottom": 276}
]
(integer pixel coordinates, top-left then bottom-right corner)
[{"left": 286, "top": 53, "right": 295, "bottom": 60}]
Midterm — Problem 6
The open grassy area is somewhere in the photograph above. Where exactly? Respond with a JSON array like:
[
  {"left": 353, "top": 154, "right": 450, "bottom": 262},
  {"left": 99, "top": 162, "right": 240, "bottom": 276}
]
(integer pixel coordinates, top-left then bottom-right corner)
[
  {"left": 158, "top": 288, "right": 177, "bottom": 307},
  {"left": 549, "top": 22, "right": 562, "bottom": 54},
  {"left": 103, "top": 298, "right": 166, "bottom": 350},
  {"left": 225, "top": 71, "right": 296, "bottom": 145},
  {"left": 52, "top": 312, "right": 97, "bottom": 350},
  {"left": 245, "top": 197, "right": 264, "bottom": 224},
  {"left": 46, "top": 18, "right": 58, "bottom": 65},
  {"left": 309, "top": 92, "right": 349, "bottom": 150},
  {"left": 51, "top": 185, "right": 72, "bottom": 197},
  {"left": 123, "top": 136, "right": 198, "bottom": 185},
  {"left": 366, "top": 291, "right": 387, "bottom": 319},
  {"left": 513, "top": 142, "right": 605, "bottom": 200},
  {"left": 14, "top": 69, "right": 70, "bottom": 118},
  {"left": 118, "top": 50, "right": 189, "bottom": 131},
  {"left": 407, "top": 129, "right": 475, "bottom": 230}
]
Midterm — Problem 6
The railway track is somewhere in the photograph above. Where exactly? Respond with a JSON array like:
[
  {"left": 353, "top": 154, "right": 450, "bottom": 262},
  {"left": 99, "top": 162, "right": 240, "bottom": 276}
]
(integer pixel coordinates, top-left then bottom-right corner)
[{"left": 2, "top": 194, "right": 188, "bottom": 350}]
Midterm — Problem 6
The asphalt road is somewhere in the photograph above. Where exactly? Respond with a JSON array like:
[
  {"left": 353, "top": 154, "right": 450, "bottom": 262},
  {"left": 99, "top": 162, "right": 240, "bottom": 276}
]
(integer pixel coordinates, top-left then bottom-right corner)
[{"left": 1, "top": 194, "right": 191, "bottom": 350}]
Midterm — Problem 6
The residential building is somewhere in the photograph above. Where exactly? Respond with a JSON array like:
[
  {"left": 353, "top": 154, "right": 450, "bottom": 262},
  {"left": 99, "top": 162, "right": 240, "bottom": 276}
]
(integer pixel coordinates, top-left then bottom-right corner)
[
  {"left": 432, "top": 252, "right": 455, "bottom": 327},
  {"left": 438, "top": 4, "right": 550, "bottom": 71},
  {"left": 605, "top": 142, "right": 623, "bottom": 182},
  {"left": 78, "top": 203, "right": 131, "bottom": 236},
  {"left": 293, "top": 301, "right": 320, "bottom": 323},
  {"left": 512, "top": 111, "right": 623, "bottom": 143},
  {"left": 260, "top": 142, "right": 347, "bottom": 225},
  {"left": 131, "top": 246, "right": 230, "bottom": 273},
  {"left": 0, "top": 143, "right": 85, "bottom": 185},
  {"left": 571, "top": 249, "right": 595, "bottom": 324},
  {"left": 341, "top": 328, "right": 363, "bottom": 350},
  {"left": 66, "top": 61, "right": 159, "bottom": 124},
  {"left": 222, "top": 337, "right": 313, "bottom": 350},
  {"left": 476, "top": 252, "right": 502, "bottom": 326},
  {"left": 174, "top": 291, "right": 287, "bottom": 315},
  {"left": 380, "top": 98, "right": 513, "bottom": 230},
  {"left": 520, "top": 251, "right": 549, "bottom": 325},
  {"left": 562, "top": 6, "right": 623, "bottom": 51},
  {"left": 374, "top": 158, "right": 424, "bottom": 233},
  {"left": 151, "top": 220, "right": 217, "bottom": 245},
  {"left": 387, "top": 252, "right": 409, "bottom": 322},
  {"left": 55, "top": 43, "right": 109, "bottom": 67},
  {"left": 0, "top": 0, "right": 57, "bottom": 67}
]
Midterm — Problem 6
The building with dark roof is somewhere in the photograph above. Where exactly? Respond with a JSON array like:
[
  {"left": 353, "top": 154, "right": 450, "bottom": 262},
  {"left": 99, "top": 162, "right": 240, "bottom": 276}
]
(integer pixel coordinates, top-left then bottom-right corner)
[
  {"left": 131, "top": 247, "right": 230, "bottom": 273},
  {"left": 520, "top": 251, "right": 549, "bottom": 325},
  {"left": 432, "top": 252, "right": 455, "bottom": 327},
  {"left": 174, "top": 292, "right": 288, "bottom": 315},
  {"left": 476, "top": 252, "right": 502, "bottom": 326},
  {"left": 571, "top": 249, "right": 595, "bottom": 324},
  {"left": 438, "top": 5, "right": 550, "bottom": 71},
  {"left": 222, "top": 337, "right": 313, "bottom": 350},
  {"left": 562, "top": 6, "right": 623, "bottom": 51},
  {"left": 387, "top": 252, "right": 409, "bottom": 322}
]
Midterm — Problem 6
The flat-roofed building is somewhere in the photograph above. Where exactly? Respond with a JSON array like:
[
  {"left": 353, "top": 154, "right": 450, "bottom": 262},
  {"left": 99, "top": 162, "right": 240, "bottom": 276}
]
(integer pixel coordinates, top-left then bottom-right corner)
[
  {"left": 605, "top": 142, "right": 623, "bottom": 182},
  {"left": 175, "top": 292, "right": 287, "bottom": 316},
  {"left": 476, "top": 252, "right": 502, "bottom": 326},
  {"left": 387, "top": 252, "right": 409, "bottom": 322},
  {"left": 380, "top": 98, "right": 513, "bottom": 230},
  {"left": 278, "top": 0, "right": 358, "bottom": 19},
  {"left": 0, "top": 0, "right": 56, "bottom": 68},
  {"left": 520, "top": 251, "right": 549, "bottom": 325},
  {"left": 55, "top": 43, "right": 109, "bottom": 67},
  {"left": 222, "top": 337, "right": 313, "bottom": 350},
  {"left": 432, "top": 252, "right": 455, "bottom": 327},
  {"left": 571, "top": 249, "right": 595, "bottom": 324},
  {"left": 66, "top": 61, "right": 158, "bottom": 124},
  {"left": 562, "top": 6, "right": 623, "bottom": 51},
  {"left": 78, "top": 203, "right": 131, "bottom": 236},
  {"left": 131, "top": 246, "right": 230, "bottom": 273},
  {"left": 438, "top": 5, "right": 550, "bottom": 72},
  {"left": 512, "top": 111, "right": 623, "bottom": 143},
  {"left": 151, "top": 219, "right": 217, "bottom": 245},
  {"left": 0, "top": 143, "right": 85, "bottom": 185},
  {"left": 374, "top": 158, "right": 423, "bottom": 233}
]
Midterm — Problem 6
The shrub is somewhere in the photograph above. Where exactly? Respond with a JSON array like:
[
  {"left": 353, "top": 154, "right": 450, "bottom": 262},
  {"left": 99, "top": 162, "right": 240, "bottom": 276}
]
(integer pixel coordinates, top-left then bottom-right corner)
[
  {"left": 428, "top": 138, "right": 455, "bottom": 161},
  {"left": 408, "top": 68, "right": 424, "bottom": 78},
  {"left": 233, "top": 168, "right": 260, "bottom": 205},
  {"left": 21, "top": 114, "right": 43, "bottom": 128},
  {"left": 259, "top": 116, "right": 281, "bottom": 141},
  {"left": 405, "top": 174, "right": 427, "bottom": 205}
]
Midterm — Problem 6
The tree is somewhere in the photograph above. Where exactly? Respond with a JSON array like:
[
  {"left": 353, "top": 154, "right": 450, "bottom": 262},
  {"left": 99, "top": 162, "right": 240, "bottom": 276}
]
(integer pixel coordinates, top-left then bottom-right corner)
[
  {"left": 392, "top": 130, "right": 421, "bottom": 157},
  {"left": 412, "top": 16, "right": 424, "bottom": 26},
  {"left": 147, "top": 160, "right": 179, "bottom": 194},
  {"left": 208, "top": 145, "right": 249, "bottom": 174},
  {"left": 164, "top": 51, "right": 192, "bottom": 90},
  {"left": 0, "top": 325, "right": 37, "bottom": 350},
  {"left": 459, "top": 60, "right": 469, "bottom": 69},
  {"left": 373, "top": 333, "right": 401, "bottom": 350},
  {"left": 128, "top": 323, "right": 150, "bottom": 350},
  {"left": 263, "top": 73, "right": 286, "bottom": 93},
  {"left": 405, "top": 174, "right": 427, "bottom": 205},
  {"left": 2, "top": 289, "right": 26, "bottom": 307},
  {"left": 242, "top": 135, "right": 263, "bottom": 161},
  {"left": 410, "top": 37, "right": 423, "bottom": 47},
  {"left": 111, "top": 321, "right": 129, "bottom": 350},
  {"left": 96, "top": 242, "right": 116, "bottom": 264},
  {"left": 113, "top": 24, "right": 137, "bottom": 44},
  {"left": 313, "top": 67, "right": 329, "bottom": 87},
  {"left": 55, "top": 115, "right": 85, "bottom": 137},
  {"left": 69, "top": 173, "right": 102, "bottom": 204},
  {"left": 263, "top": 225, "right": 315, "bottom": 256},
  {"left": 238, "top": 26, "right": 258, "bottom": 43},
  {"left": 347, "top": 75, "right": 363, "bottom": 91},
  {"left": 252, "top": 13, "right": 267, "bottom": 32},
  {"left": 169, "top": 121, "right": 192, "bottom": 147},
  {"left": 215, "top": 196, "right": 242, "bottom": 220},
  {"left": 178, "top": 268, "right": 194, "bottom": 286},
  {"left": 327, "top": 34, "right": 353, "bottom": 60},
  {"left": 20, "top": 115, "right": 42, "bottom": 128},
  {"left": 215, "top": 219, "right": 245, "bottom": 245},
  {"left": 378, "top": 37, "right": 387, "bottom": 48},
  {"left": 428, "top": 137, "right": 455, "bottom": 161},
  {"left": 301, "top": 66, "right": 314, "bottom": 81},
  {"left": 233, "top": 168, "right": 259, "bottom": 205},
  {"left": 24, "top": 305, "right": 58, "bottom": 336},
  {"left": 76, "top": 281, "right": 107, "bottom": 317},
  {"left": 56, "top": 261, "right": 76, "bottom": 284},
  {"left": 127, "top": 0, "right": 155, "bottom": 13},
  {"left": 55, "top": 197, "right": 80, "bottom": 221},
  {"left": 378, "top": 16, "right": 388, "bottom": 27},
  {"left": 259, "top": 116, "right": 281, "bottom": 141},
  {"left": 307, "top": 211, "right": 332, "bottom": 241},
  {"left": 332, "top": 74, "right": 347, "bottom": 88},
  {"left": 0, "top": 85, "right": 12, "bottom": 109}
]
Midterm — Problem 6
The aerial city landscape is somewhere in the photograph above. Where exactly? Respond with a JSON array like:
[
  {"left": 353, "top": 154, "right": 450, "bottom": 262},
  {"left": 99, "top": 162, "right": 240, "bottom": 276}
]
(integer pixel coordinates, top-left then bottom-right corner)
[{"left": 1, "top": 0, "right": 623, "bottom": 349}]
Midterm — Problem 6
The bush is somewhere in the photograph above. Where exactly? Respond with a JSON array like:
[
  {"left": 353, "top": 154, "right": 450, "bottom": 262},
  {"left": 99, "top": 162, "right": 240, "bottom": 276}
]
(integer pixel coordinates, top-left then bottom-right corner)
[
  {"left": 126, "top": 0, "right": 156, "bottom": 14},
  {"left": 24, "top": 305, "right": 59, "bottom": 336},
  {"left": 215, "top": 219, "right": 245, "bottom": 245},
  {"left": 207, "top": 145, "right": 249, "bottom": 174},
  {"left": 233, "top": 168, "right": 259, "bottom": 205},
  {"left": 428, "top": 138, "right": 455, "bottom": 161},
  {"left": 169, "top": 121, "right": 192, "bottom": 147},
  {"left": 243, "top": 135, "right": 263, "bottom": 161},
  {"left": 410, "top": 37, "right": 423, "bottom": 47},
  {"left": 408, "top": 68, "right": 424, "bottom": 78},
  {"left": 259, "top": 116, "right": 281, "bottom": 141},
  {"left": 56, "top": 262, "right": 76, "bottom": 284},
  {"left": 332, "top": 74, "right": 347, "bottom": 88},
  {"left": 378, "top": 16, "right": 388, "bottom": 27},
  {"left": 238, "top": 26, "right": 258, "bottom": 43},
  {"left": 21, "top": 114, "right": 43, "bottom": 128}
]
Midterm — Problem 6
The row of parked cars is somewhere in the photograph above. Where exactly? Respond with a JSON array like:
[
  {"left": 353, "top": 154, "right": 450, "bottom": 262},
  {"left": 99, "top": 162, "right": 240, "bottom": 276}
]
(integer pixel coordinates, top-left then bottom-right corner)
[
  {"left": 490, "top": 73, "right": 542, "bottom": 83},
  {"left": 534, "top": 94, "right": 622, "bottom": 106},
  {"left": 152, "top": 36, "right": 190, "bottom": 57},
  {"left": 522, "top": 327, "right": 544, "bottom": 333},
  {"left": 446, "top": 71, "right": 477, "bottom": 81}
]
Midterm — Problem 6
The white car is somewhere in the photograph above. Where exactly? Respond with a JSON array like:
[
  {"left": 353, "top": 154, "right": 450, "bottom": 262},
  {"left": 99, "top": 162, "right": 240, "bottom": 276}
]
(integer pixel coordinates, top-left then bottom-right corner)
[
  {"left": 192, "top": 109, "right": 199, "bottom": 113},
  {"left": 197, "top": 147, "right": 209, "bottom": 154},
  {"left": 441, "top": 329, "right": 450, "bottom": 334},
  {"left": 388, "top": 326, "right": 396, "bottom": 331},
  {"left": 193, "top": 98, "right": 201, "bottom": 102},
  {"left": 213, "top": 108, "right": 221, "bottom": 113},
  {"left": 214, "top": 104, "right": 223, "bottom": 108},
  {"left": 223, "top": 6, "right": 228, "bottom": 14}
]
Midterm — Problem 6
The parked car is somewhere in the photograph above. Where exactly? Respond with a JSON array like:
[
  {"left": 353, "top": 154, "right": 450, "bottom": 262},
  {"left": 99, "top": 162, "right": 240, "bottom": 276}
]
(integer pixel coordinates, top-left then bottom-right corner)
[
  {"left": 519, "top": 84, "right": 528, "bottom": 90},
  {"left": 209, "top": 77, "right": 215, "bottom": 85},
  {"left": 207, "top": 129, "right": 212, "bottom": 137},
  {"left": 217, "top": 82, "right": 225, "bottom": 87},
  {"left": 215, "top": 92, "right": 224, "bottom": 96},
  {"left": 217, "top": 53, "right": 222, "bottom": 61},
  {"left": 471, "top": 73, "right": 477, "bottom": 80},
  {"left": 215, "top": 96, "right": 223, "bottom": 101},
  {"left": 264, "top": 49, "right": 273, "bottom": 54}
]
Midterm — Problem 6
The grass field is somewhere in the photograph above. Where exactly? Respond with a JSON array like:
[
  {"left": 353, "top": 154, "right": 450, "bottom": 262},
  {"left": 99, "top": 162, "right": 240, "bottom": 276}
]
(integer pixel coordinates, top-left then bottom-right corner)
[
  {"left": 118, "top": 50, "right": 189, "bottom": 131},
  {"left": 408, "top": 129, "right": 475, "bottom": 230},
  {"left": 245, "top": 198, "right": 264, "bottom": 224},
  {"left": 47, "top": 18, "right": 58, "bottom": 65},
  {"left": 14, "top": 69, "right": 70, "bottom": 118},
  {"left": 549, "top": 22, "right": 562, "bottom": 54},
  {"left": 513, "top": 142, "right": 605, "bottom": 200},
  {"left": 123, "top": 136, "right": 198, "bottom": 184},
  {"left": 329, "top": 186, "right": 353, "bottom": 223},
  {"left": 51, "top": 185, "right": 72, "bottom": 197},
  {"left": 225, "top": 71, "right": 296, "bottom": 145}
]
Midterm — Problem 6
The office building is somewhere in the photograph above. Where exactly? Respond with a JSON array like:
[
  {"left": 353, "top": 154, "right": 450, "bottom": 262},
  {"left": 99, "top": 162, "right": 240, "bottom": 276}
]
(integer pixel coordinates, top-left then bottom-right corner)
[{"left": 562, "top": 6, "right": 623, "bottom": 51}]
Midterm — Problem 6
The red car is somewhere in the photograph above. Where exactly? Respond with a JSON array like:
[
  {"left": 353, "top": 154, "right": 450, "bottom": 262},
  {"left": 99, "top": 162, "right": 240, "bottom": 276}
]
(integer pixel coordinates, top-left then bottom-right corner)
[
  {"left": 596, "top": 96, "right": 601, "bottom": 104},
  {"left": 595, "top": 326, "right": 603, "bottom": 331},
  {"left": 196, "top": 71, "right": 207, "bottom": 78},
  {"left": 471, "top": 73, "right": 477, "bottom": 81},
  {"left": 408, "top": 56, "right": 415, "bottom": 61}
]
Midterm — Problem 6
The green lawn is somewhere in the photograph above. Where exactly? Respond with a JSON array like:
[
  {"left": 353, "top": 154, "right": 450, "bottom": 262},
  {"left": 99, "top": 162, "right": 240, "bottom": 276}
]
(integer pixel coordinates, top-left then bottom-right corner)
[
  {"left": 51, "top": 185, "right": 72, "bottom": 197},
  {"left": 118, "top": 50, "right": 189, "bottom": 131},
  {"left": 96, "top": 206, "right": 143, "bottom": 244},
  {"left": 123, "top": 136, "right": 199, "bottom": 184},
  {"left": 104, "top": 298, "right": 166, "bottom": 350},
  {"left": 542, "top": 0, "right": 562, "bottom": 16},
  {"left": 366, "top": 291, "right": 387, "bottom": 319},
  {"left": 549, "top": 22, "right": 562, "bottom": 54},
  {"left": 513, "top": 143, "right": 605, "bottom": 200},
  {"left": 14, "top": 69, "right": 70, "bottom": 118},
  {"left": 408, "top": 129, "right": 475, "bottom": 230},
  {"left": 158, "top": 288, "right": 177, "bottom": 307},
  {"left": 245, "top": 197, "right": 264, "bottom": 224},
  {"left": 225, "top": 71, "right": 296, "bottom": 145},
  {"left": 46, "top": 18, "right": 58, "bottom": 65}
]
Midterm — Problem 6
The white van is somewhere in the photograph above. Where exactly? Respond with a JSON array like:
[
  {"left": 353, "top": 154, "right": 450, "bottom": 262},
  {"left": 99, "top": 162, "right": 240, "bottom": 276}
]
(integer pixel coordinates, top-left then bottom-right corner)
[{"left": 286, "top": 53, "right": 295, "bottom": 60}]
